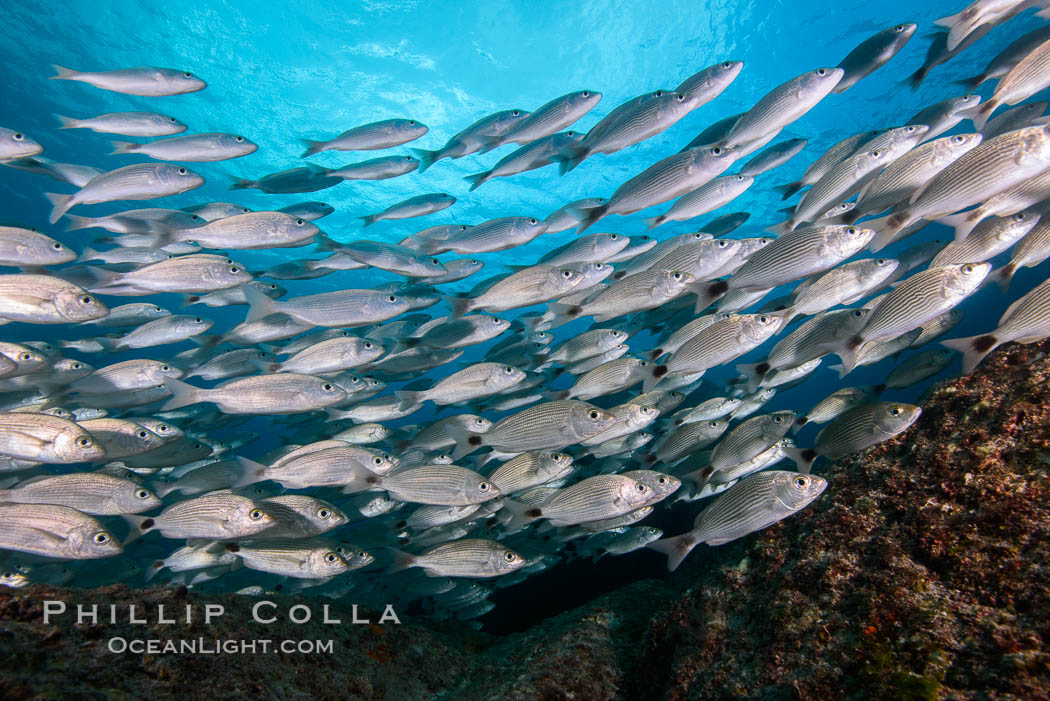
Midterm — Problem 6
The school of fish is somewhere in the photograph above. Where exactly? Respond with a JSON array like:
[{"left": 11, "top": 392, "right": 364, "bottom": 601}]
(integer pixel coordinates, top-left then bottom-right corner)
[{"left": 1, "top": 0, "right": 1050, "bottom": 624}]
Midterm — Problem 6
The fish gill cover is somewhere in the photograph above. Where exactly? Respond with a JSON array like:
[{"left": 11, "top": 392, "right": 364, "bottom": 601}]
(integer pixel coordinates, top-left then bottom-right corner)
[{"left": 1, "top": 0, "right": 1050, "bottom": 695}]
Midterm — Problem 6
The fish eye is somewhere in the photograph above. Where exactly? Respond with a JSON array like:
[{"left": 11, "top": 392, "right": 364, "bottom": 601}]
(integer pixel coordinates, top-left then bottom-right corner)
[
  {"left": 71, "top": 362, "right": 82, "bottom": 369},
  {"left": 471, "top": 260, "right": 481, "bottom": 265},
  {"left": 963, "top": 264, "right": 975, "bottom": 273},
  {"left": 80, "top": 295, "right": 94, "bottom": 304},
  {"left": 318, "top": 508, "right": 331, "bottom": 519},
  {"left": 135, "top": 489, "right": 151, "bottom": 499},
  {"left": 295, "top": 218, "right": 304, "bottom": 225},
  {"left": 793, "top": 476, "right": 810, "bottom": 489},
  {"left": 816, "top": 68, "right": 827, "bottom": 76},
  {"left": 636, "top": 483, "right": 648, "bottom": 493},
  {"left": 503, "top": 365, "right": 515, "bottom": 373},
  {"left": 194, "top": 317, "right": 202, "bottom": 323},
  {"left": 905, "top": 127, "right": 915, "bottom": 133},
  {"left": 53, "top": 242, "right": 63, "bottom": 249},
  {"left": 169, "top": 117, "right": 177, "bottom": 122},
  {"left": 675, "top": 93, "right": 685, "bottom": 101},
  {"left": 717, "top": 240, "right": 728, "bottom": 247},
  {"left": 408, "top": 120, "right": 416, "bottom": 125},
  {"left": 846, "top": 227, "right": 858, "bottom": 235},
  {"left": 511, "top": 110, "right": 520, "bottom": 116},
  {"left": 581, "top": 91, "right": 590, "bottom": 97},
  {"left": 672, "top": 272, "right": 683, "bottom": 281},
  {"left": 137, "top": 430, "right": 148, "bottom": 438},
  {"left": 722, "top": 62, "right": 732, "bottom": 68},
  {"left": 894, "top": 24, "right": 904, "bottom": 31},
  {"left": 711, "top": 147, "right": 723, "bottom": 155},
  {"left": 18, "top": 352, "right": 33, "bottom": 361},
  {"left": 12, "top": 133, "right": 24, "bottom": 141},
  {"left": 364, "top": 341, "right": 373, "bottom": 349},
  {"left": 759, "top": 315, "right": 769, "bottom": 322},
  {"left": 93, "top": 532, "right": 110, "bottom": 544},
  {"left": 235, "top": 136, "right": 244, "bottom": 142},
  {"left": 388, "top": 295, "right": 397, "bottom": 302},
  {"left": 77, "top": 437, "right": 93, "bottom": 447},
  {"left": 561, "top": 270, "right": 573, "bottom": 278},
  {"left": 156, "top": 424, "right": 170, "bottom": 432},
  {"left": 504, "top": 551, "right": 516, "bottom": 561},
  {"left": 610, "top": 234, "right": 618, "bottom": 239},
  {"left": 229, "top": 266, "right": 239, "bottom": 273},
  {"left": 249, "top": 509, "right": 264, "bottom": 520},
  {"left": 870, "top": 150, "right": 881, "bottom": 158},
  {"left": 268, "top": 284, "right": 277, "bottom": 289},
  {"left": 852, "top": 310, "right": 864, "bottom": 317},
  {"left": 183, "top": 72, "right": 193, "bottom": 78},
  {"left": 160, "top": 364, "right": 171, "bottom": 371},
  {"left": 658, "top": 476, "right": 667, "bottom": 484},
  {"left": 477, "top": 481, "right": 493, "bottom": 493},
  {"left": 178, "top": 167, "right": 187, "bottom": 175},
  {"left": 528, "top": 218, "right": 538, "bottom": 225},
  {"left": 773, "top": 416, "right": 783, "bottom": 423},
  {"left": 323, "top": 383, "right": 334, "bottom": 391},
  {"left": 588, "top": 410, "right": 601, "bottom": 421},
  {"left": 1014, "top": 214, "right": 1026, "bottom": 221},
  {"left": 890, "top": 406, "right": 902, "bottom": 416},
  {"left": 876, "top": 258, "right": 887, "bottom": 264},
  {"left": 949, "top": 135, "right": 962, "bottom": 144}
]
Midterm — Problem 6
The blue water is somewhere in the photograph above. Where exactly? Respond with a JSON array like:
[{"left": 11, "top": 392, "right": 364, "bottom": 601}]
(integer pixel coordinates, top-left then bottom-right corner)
[{"left": 2, "top": 0, "right": 1049, "bottom": 628}]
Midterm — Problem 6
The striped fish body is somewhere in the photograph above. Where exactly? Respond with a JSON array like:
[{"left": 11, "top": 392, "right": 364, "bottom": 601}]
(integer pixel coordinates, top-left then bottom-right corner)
[
  {"left": 728, "top": 225, "right": 874, "bottom": 291},
  {"left": 814, "top": 402, "right": 922, "bottom": 458},
  {"left": 478, "top": 400, "right": 615, "bottom": 454},
  {"left": 566, "top": 357, "right": 649, "bottom": 400},
  {"left": 656, "top": 419, "right": 728, "bottom": 464},
  {"left": 380, "top": 465, "right": 496, "bottom": 506},
  {"left": 604, "top": 147, "right": 737, "bottom": 217},
  {"left": 722, "top": 68, "right": 843, "bottom": 148},
  {"left": 664, "top": 314, "right": 783, "bottom": 376},
  {"left": 538, "top": 475, "right": 651, "bottom": 526},
  {"left": 0, "top": 503, "right": 122, "bottom": 559},
  {"left": 145, "top": 493, "right": 273, "bottom": 539},
  {"left": 691, "top": 471, "right": 827, "bottom": 545},
  {"left": 709, "top": 411, "right": 796, "bottom": 474}
]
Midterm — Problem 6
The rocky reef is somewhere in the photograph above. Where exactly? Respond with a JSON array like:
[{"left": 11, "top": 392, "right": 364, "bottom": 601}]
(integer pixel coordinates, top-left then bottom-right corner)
[{"left": 1, "top": 340, "right": 1049, "bottom": 700}]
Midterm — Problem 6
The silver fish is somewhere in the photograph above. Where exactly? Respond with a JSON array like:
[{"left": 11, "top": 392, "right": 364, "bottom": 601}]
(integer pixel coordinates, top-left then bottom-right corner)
[
  {"left": 719, "top": 67, "right": 843, "bottom": 148},
  {"left": 50, "top": 64, "right": 205, "bottom": 95},
  {"left": 46, "top": 163, "right": 204, "bottom": 223},
  {"left": 833, "top": 23, "right": 917, "bottom": 93},
  {"left": 56, "top": 111, "right": 186, "bottom": 137},
  {"left": 943, "top": 276, "right": 1050, "bottom": 372},
  {"left": 110, "top": 133, "right": 256, "bottom": 162},
  {"left": 388, "top": 539, "right": 525, "bottom": 578},
  {"left": 0, "top": 274, "right": 109, "bottom": 324},
  {"left": 650, "top": 471, "right": 826, "bottom": 570},
  {"left": 361, "top": 193, "right": 455, "bottom": 227},
  {"left": 301, "top": 118, "right": 427, "bottom": 156},
  {"left": 0, "top": 503, "right": 122, "bottom": 559},
  {"left": 0, "top": 472, "right": 160, "bottom": 514}
]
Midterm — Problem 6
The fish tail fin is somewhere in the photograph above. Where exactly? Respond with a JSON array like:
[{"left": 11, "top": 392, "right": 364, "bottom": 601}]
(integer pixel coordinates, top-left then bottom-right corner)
[
  {"left": 228, "top": 177, "right": 256, "bottom": 191},
  {"left": 242, "top": 284, "right": 277, "bottom": 324},
  {"left": 232, "top": 456, "right": 268, "bottom": 489},
  {"left": 464, "top": 171, "right": 491, "bottom": 191},
  {"left": 649, "top": 347, "right": 665, "bottom": 361},
  {"left": 691, "top": 279, "right": 730, "bottom": 314},
  {"left": 300, "top": 139, "right": 326, "bottom": 158},
  {"left": 553, "top": 146, "right": 587, "bottom": 175},
  {"left": 500, "top": 499, "right": 542, "bottom": 532},
  {"left": 121, "top": 514, "right": 157, "bottom": 544},
  {"left": 827, "top": 362, "right": 850, "bottom": 379},
  {"left": 359, "top": 214, "right": 378, "bottom": 227},
  {"left": 993, "top": 264, "right": 1016, "bottom": 293},
  {"left": 145, "top": 559, "right": 166, "bottom": 582},
  {"left": 905, "top": 66, "right": 929, "bottom": 92},
  {"left": 444, "top": 421, "right": 487, "bottom": 461},
  {"left": 642, "top": 364, "right": 670, "bottom": 393},
  {"left": 54, "top": 114, "right": 79, "bottom": 129},
  {"left": 574, "top": 204, "right": 608, "bottom": 234},
  {"left": 866, "top": 383, "right": 887, "bottom": 395},
  {"left": 782, "top": 447, "right": 819, "bottom": 474},
  {"left": 932, "top": 11, "right": 960, "bottom": 29},
  {"left": 313, "top": 233, "right": 338, "bottom": 252},
  {"left": 408, "top": 148, "right": 439, "bottom": 173},
  {"left": 44, "top": 192, "right": 74, "bottom": 225},
  {"left": 78, "top": 247, "right": 101, "bottom": 262},
  {"left": 941, "top": 334, "right": 999, "bottom": 375},
  {"left": 936, "top": 211, "right": 981, "bottom": 243},
  {"left": 735, "top": 361, "right": 770, "bottom": 394},
  {"left": 63, "top": 214, "right": 96, "bottom": 231},
  {"left": 646, "top": 533, "right": 700, "bottom": 572},
  {"left": 643, "top": 215, "right": 664, "bottom": 230},
  {"left": 393, "top": 389, "right": 423, "bottom": 408},
  {"left": 109, "top": 141, "right": 138, "bottom": 155},
  {"left": 160, "top": 377, "right": 202, "bottom": 411},
  {"left": 969, "top": 99, "right": 998, "bottom": 132},
  {"left": 546, "top": 301, "right": 583, "bottom": 329},
  {"left": 442, "top": 294, "right": 473, "bottom": 319},
  {"left": 954, "top": 74, "right": 984, "bottom": 91},
  {"left": 775, "top": 181, "right": 803, "bottom": 200},
  {"left": 50, "top": 64, "right": 77, "bottom": 80},
  {"left": 384, "top": 547, "right": 417, "bottom": 574},
  {"left": 867, "top": 213, "right": 907, "bottom": 252},
  {"left": 790, "top": 416, "right": 808, "bottom": 435}
]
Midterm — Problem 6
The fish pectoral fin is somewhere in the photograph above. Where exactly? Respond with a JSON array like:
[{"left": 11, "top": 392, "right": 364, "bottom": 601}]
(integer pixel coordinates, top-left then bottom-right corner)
[{"left": 22, "top": 525, "right": 70, "bottom": 549}]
